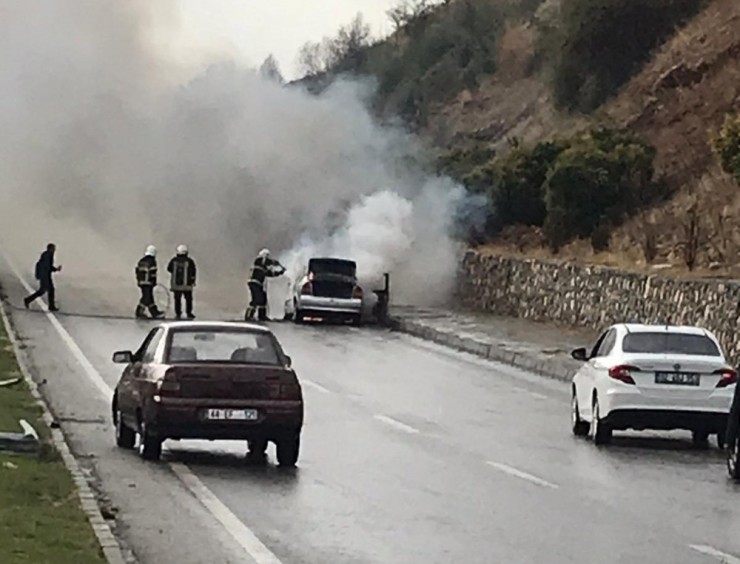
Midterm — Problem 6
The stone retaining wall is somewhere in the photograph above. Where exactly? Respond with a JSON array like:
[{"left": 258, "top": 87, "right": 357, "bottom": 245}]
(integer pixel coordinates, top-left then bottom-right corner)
[{"left": 458, "top": 251, "right": 740, "bottom": 359}]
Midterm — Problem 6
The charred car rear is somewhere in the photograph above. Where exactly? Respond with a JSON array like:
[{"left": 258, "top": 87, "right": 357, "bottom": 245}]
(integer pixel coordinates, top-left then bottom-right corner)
[
  {"left": 111, "top": 321, "right": 303, "bottom": 466},
  {"left": 285, "top": 257, "right": 363, "bottom": 324}
]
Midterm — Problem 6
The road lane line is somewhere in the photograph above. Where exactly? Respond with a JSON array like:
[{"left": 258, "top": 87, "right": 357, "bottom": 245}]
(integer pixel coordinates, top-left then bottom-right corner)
[
  {"left": 171, "top": 463, "right": 282, "bottom": 564},
  {"left": 3, "top": 255, "right": 113, "bottom": 401},
  {"left": 689, "top": 544, "right": 740, "bottom": 563},
  {"left": 486, "top": 461, "right": 559, "bottom": 489},
  {"left": 301, "top": 379, "right": 331, "bottom": 394},
  {"left": 373, "top": 414, "right": 420, "bottom": 434},
  {"left": 528, "top": 392, "right": 548, "bottom": 400},
  {"left": 3, "top": 255, "right": 284, "bottom": 564}
]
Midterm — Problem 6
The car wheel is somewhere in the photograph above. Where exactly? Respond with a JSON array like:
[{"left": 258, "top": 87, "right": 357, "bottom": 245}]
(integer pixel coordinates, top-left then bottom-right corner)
[
  {"left": 728, "top": 436, "right": 740, "bottom": 480},
  {"left": 692, "top": 430, "right": 710, "bottom": 449},
  {"left": 138, "top": 421, "right": 162, "bottom": 461},
  {"left": 350, "top": 314, "right": 361, "bottom": 327},
  {"left": 115, "top": 409, "right": 136, "bottom": 449},
  {"left": 276, "top": 434, "right": 300, "bottom": 467},
  {"left": 294, "top": 310, "right": 304, "bottom": 324},
  {"left": 571, "top": 393, "right": 590, "bottom": 437},
  {"left": 591, "top": 397, "right": 612, "bottom": 446}
]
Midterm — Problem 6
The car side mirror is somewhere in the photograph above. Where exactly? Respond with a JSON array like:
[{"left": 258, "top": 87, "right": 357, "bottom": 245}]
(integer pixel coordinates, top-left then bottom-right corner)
[
  {"left": 285, "top": 355, "right": 292, "bottom": 368},
  {"left": 571, "top": 348, "right": 588, "bottom": 362},
  {"left": 112, "top": 350, "right": 134, "bottom": 364}
]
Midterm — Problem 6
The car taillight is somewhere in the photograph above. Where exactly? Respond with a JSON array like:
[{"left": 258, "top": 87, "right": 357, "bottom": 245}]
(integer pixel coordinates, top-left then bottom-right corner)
[
  {"left": 608, "top": 365, "right": 639, "bottom": 385},
  {"left": 353, "top": 286, "right": 363, "bottom": 299},
  {"left": 301, "top": 282, "right": 313, "bottom": 295},
  {"left": 157, "top": 372, "right": 180, "bottom": 395},
  {"left": 715, "top": 368, "right": 738, "bottom": 388}
]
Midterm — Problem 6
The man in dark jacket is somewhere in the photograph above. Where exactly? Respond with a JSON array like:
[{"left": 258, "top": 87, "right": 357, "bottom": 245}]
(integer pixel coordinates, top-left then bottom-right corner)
[
  {"left": 167, "top": 245, "right": 197, "bottom": 320},
  {"left": 24, "top": 243, "right": 62, "bottom": 311},
  {"left": 135, "top": 245, "right": 165, "bottom": 319},
  {"left": 245, "top": 248, "right": 285, "bottom": 321}
]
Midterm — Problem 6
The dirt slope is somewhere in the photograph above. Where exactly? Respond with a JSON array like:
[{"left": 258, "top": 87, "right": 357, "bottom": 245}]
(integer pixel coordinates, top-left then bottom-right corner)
[{"left": 425, "top": 0, "right": 740, "bottom": 272}]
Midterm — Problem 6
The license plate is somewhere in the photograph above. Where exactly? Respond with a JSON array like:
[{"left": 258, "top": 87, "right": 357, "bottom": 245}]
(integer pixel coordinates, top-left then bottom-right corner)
[
  {"left": 655, "top": 372, "right": 700, "bottom": 386},
  {"left": 205, "top": 409, "right": 258, "bottom": 421}
]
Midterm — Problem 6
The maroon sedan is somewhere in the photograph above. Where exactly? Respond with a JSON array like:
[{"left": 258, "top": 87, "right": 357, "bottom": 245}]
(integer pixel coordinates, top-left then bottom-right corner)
[{"left": 111, "top": 321, "right": 303, "bottom": 466}]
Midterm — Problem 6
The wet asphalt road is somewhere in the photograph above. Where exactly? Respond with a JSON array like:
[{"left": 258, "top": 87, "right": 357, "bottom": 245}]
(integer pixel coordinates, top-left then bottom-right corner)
[{"left": 3, "top": 255, "right": 740, "bottom": 563}]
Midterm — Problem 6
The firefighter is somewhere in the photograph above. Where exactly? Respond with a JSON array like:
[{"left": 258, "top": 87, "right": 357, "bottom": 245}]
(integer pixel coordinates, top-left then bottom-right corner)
[
  {"left": 135, "top": 245, "right": 165, "bottom": 319},
  {"left": 167, "top": 245, "right": 197, "bottom": 320},
  {"left": 245, "top": 248, "right": 285, "bottom": 321},
  {"left": 24, "top": 243, "right": 62, "bottom": 311}
]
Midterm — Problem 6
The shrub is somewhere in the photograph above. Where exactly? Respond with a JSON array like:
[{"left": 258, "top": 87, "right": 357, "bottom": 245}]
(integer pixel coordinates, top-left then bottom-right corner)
[
  {"left": 489, "top": 140, "right": 567, "bottom": 228},
  {"left": 712, "top": 113, "right": 740, "bottom": 184},
  {"left": 543, "top": 128, "right": 663, "bottom": 249},
  {"left": 549, "top": 0, "right": 707, "bottom": 112}
]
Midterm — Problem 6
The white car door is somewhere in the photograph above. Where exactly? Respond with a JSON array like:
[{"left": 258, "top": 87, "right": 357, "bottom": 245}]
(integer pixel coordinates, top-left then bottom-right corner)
[{"left": 578, "top": 329, "right": 618, "bottom": 422}]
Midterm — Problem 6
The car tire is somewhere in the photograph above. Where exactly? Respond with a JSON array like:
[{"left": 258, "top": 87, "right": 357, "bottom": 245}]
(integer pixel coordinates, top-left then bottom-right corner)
[
  {"left": 294, "top": 310, "right": 304, "bottom": 324},
  {"left": 138, "top": 421, "right": 162, "bottom": 461},
  {"left": 571, "top": 393, "right": 590, "bottom": 437},
  {"left": 728, "top": 436, "right": 740, "bottom": 480},
  {"left": 115, "top": 409, "right": 136, "bottom": 450},
  {"left": 350, "top": 314, "right": 361, "bottom": 327},
  {"left": 276, "top": 434, "right": 300, "bottom": 467},
  {"left": 591, "top": 397, "right": 612, "bottom": 446},
  {"left": 692, "top": 430, "right": 710, "bottom": 449}
]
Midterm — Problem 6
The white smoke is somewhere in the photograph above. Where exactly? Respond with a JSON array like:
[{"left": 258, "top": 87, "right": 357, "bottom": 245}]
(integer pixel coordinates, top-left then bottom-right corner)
[{"left": 0, "top": 1, "right": 474, "bottom": 309}]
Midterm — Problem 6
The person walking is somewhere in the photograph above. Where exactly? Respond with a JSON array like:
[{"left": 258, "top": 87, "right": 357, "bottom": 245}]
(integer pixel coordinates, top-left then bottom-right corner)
[
  {"left": 167, "top": 245, "right": 197, "bottom": 320},
  {"left": 245, "top": 248, "right": 285, "bottom": 321},
  {"left": 135, "top": 245, "right": 165, "bottom": 319},
  {"left": 24, "top": 243, "right": 62, "bottom": 311}
]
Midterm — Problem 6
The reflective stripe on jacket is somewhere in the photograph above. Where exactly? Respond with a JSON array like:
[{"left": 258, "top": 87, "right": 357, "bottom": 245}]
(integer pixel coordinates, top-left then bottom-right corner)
[
  {"left": 168, "top": 256, "right": 196, "bottom": 291},
  {"left": 136, "top": 256, "right": 157, "bottom": 287}
]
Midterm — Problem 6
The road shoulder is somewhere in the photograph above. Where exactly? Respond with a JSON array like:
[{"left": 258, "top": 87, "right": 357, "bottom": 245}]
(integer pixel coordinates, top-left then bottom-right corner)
[
  {"left": 0, "top": 299, "right": 126, "bottom": 564},
  {"left": 390, "top": 306, "right": 591, "bottom": 382}
]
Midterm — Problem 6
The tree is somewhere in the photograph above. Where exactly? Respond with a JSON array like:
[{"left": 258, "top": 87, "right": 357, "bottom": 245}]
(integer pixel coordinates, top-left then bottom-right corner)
[
  {"left": 712, "top": 113, "right": 740, "bottom": 185},
  {"left": 297, "top": 41, "right": 326, "bottom": 76},
  {"left": 259, "top": 54, "right": 284, "bottom": 84}
]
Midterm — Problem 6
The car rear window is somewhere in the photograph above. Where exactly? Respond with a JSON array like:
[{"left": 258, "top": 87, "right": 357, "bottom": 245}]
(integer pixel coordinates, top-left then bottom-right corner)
[
  {"left": 622, "top": 332, "right": 721, "bottom": 356},
  {"left": 167, "top": 330, "right": 282, "bottom": 365},
  {"left": 309, "top": 259, "right": 356, "bottom": 277}
]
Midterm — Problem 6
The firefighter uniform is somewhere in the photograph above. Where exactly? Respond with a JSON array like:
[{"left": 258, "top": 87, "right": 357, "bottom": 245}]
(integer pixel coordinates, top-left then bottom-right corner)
[
  {"left": 135, "top": 246, "right": 164, "bottom": 319},
  {"left": 245, "top": 250, "right": 285, "bottom": 321},
  {"left": 167, "top": 246, "right": 197, "bottom": 319}
]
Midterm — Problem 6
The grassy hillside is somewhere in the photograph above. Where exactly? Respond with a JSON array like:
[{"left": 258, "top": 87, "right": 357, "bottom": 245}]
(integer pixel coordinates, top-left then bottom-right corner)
[{"left": 298, "top": 0, "right": 740, "bottom": 276}]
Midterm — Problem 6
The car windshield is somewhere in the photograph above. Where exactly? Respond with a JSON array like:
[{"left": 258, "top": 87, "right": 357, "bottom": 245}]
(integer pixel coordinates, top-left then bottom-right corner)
[
  {"left": 167, "top": 329, "right": 282, "bottom": 365},
  {"left": 309, "top": 259, "right": 356, "bottom": 277},
  {"left": 622, "top": 332, "right": 721, "bottom": 356}
]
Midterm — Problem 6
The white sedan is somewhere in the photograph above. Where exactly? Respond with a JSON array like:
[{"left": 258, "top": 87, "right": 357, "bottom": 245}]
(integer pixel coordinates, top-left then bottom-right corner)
[{"left": 570, "top": 324, "right": 736, "bottom": 447}]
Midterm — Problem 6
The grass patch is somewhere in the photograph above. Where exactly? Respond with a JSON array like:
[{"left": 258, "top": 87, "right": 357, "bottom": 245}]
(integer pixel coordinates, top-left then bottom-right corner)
[{"left": 0, "top": 320, "right": 105, "bottom": 564}]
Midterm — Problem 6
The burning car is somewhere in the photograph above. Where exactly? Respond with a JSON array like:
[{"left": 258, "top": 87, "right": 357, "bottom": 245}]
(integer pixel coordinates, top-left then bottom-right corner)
[{"left": 284, "top": 257, "right": 364, "bottom": 324}]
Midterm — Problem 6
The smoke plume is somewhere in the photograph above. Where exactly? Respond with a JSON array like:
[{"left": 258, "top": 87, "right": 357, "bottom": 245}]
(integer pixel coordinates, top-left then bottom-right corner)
[{"left": 0, "top": 1, "right": 475, "bottom": 308}]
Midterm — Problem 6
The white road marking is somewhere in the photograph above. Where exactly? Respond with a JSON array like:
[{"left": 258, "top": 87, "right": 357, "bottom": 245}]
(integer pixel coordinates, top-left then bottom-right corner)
[
  {"left": 301, "top": 379, "right": 331, "bottom": 394},
  {"left": 3, "top": 254, "right": 284, "bottom": 564},
  {"left": 689, "top": 544, "right": 740, "bottom": 563},
  {"left": 4, "top": 256, "right": 113, "bottom": 401},
  {"left": 171, "top": 463, "right": 282, "bottom": 564},
  {"left": 373, "top": 414, "right": 420, "bottom": 434},
  {"left": 528, "top": 391, "right": 548, "bottom": 400},
  {"left": 486, "top": 461, "right": 559, "bottom": 489}
]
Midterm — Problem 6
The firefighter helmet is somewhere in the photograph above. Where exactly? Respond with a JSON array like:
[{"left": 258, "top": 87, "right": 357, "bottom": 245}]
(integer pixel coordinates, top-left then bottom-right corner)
[
  {"left": 258, "top": 248, "right": 270, "bottom": 259},
  {"left": 177, "top": 244, "right": 188, "bottom": 255},
  {"left": 145, "top": 245, "right": 157, "bottom": 257}
]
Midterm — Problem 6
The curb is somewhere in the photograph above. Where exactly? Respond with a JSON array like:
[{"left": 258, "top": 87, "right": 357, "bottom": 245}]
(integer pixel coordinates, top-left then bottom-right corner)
[
  {"left": 0, "top": 300, "right": 129, "bottom": 564},
  {"left": 390, "top": 316, "right": 574, "bottom": 383}
]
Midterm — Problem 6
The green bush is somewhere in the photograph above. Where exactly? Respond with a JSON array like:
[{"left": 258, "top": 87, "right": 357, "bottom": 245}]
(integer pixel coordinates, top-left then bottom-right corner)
[
  {"left": 543, "top": 128, "right": 663, "bottom": 249},
  {"left": 712, "top": 113, "right": 740, "bottom": 184},
  {"left": 488, "top": 140, "right": 567, "bottom": 228},
  {"left": 549, "top": 0, "right": 706, "bottom": 112}
]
